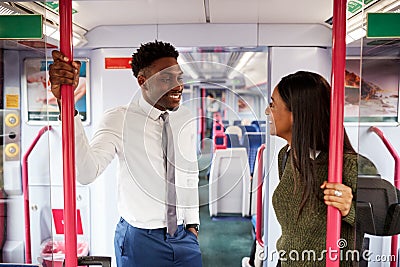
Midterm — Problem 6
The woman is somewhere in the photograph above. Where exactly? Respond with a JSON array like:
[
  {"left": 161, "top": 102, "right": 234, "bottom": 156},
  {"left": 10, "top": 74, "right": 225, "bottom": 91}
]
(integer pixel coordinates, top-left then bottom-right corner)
[{"left": 266, "top": 71, "right": 371, "bottom": 266}]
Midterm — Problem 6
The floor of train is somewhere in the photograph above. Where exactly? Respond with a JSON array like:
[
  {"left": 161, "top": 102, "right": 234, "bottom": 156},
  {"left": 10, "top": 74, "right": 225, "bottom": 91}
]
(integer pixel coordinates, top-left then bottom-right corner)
[{"left": 198, "top": 178, "right": 254, "bottom": 267}]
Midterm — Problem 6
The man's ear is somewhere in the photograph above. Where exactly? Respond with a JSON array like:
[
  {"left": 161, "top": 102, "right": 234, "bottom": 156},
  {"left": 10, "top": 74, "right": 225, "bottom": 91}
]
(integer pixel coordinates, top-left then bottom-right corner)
[{"left": 137, "top": 75, "right": 146, "bottom": 88}]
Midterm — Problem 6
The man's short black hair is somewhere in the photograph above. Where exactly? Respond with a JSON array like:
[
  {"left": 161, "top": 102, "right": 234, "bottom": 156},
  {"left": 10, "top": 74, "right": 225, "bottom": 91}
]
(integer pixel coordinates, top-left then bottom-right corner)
[{"left": 131, "top": 40, "right": 179, "bottom": 78}]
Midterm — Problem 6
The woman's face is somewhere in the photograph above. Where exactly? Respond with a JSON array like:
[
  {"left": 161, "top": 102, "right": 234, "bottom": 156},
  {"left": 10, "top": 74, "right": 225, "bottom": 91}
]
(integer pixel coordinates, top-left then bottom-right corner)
[{"left": 265, "top": 87, "right": 293, "bottom": 144}]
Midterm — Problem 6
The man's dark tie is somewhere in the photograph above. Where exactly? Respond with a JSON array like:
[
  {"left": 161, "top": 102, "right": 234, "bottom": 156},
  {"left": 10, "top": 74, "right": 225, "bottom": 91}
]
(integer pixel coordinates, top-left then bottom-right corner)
[{"left": 161, "top": 112, "right": 178, "bottom": 236}]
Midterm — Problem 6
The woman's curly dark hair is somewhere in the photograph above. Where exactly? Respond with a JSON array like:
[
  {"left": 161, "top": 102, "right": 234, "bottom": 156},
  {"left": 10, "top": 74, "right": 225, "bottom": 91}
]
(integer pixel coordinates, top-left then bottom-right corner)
[{"left": 131, "top": 40, "right": 179, "bottom": 77}]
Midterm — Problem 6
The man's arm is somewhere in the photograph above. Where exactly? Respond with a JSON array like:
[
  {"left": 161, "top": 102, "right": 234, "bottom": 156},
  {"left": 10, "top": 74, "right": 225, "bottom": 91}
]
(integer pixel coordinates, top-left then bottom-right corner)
[
  {"left": 74, "top": 107, "right": 124, "bottom": 184},
  {"left": 49, "top": 50, "right": 121, "bottom": 184}
]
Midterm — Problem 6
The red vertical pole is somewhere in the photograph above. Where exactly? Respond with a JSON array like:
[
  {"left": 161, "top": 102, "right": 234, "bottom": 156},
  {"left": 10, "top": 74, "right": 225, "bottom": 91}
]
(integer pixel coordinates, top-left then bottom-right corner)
[
  {"left": 59, "top": 1, "right": 78, "bottom": 267},
  {"left": 326, "top": 0, "right": 347, "bottom": 266}
]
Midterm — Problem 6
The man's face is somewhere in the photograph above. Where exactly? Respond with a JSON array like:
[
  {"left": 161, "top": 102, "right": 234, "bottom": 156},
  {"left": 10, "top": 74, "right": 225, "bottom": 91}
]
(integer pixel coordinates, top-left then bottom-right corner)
[{"left": 139, "top": 57, "right": 184, "bottom": 111}]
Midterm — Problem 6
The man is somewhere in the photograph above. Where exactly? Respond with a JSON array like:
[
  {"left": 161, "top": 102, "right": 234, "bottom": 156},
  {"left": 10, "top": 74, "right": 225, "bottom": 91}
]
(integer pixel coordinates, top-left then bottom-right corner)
[{"left": 49, "top": 40, "right": 201, "bottom": 267}]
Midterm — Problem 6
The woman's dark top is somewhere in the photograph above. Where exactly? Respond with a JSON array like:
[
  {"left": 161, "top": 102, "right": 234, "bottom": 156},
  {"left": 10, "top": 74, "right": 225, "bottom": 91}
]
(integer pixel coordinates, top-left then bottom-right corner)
[{"left": 272, "top": 145, "right": 377, "bottom": 266}]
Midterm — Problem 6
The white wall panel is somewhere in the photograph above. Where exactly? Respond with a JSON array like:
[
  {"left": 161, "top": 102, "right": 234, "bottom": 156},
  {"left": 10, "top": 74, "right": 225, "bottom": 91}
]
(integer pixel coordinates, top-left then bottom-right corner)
[
  {"left": 259, "top": 24, "right": 332, "bottom": 47},
  {"left": 85, "top": 23, "right": 331, "bottom": 49},
  {"left": 85, "top": 25, "right": 158, "bottom": 49},
  {"left": 270, "top": 47, "right": 332, "bottom": 87},
  {"left": 158, "top": 24, "right": 258, "bottom": 47}
]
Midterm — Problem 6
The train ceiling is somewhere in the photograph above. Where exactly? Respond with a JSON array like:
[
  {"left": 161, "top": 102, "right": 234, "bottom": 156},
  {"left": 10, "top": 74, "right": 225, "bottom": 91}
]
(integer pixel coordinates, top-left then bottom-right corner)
[
  {"left": 70, "top": 0, "right": 333, "bottom": 30},
  {"left": 14, "top": 0, "right": 333, "bottom": 30}
]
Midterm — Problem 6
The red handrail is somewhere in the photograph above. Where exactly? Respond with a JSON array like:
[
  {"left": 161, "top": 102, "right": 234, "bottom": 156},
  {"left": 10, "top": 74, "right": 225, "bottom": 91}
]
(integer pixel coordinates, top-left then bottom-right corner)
[
  {"left": 256, "top": 144, "right": 266, "bottom": 247},
  {"left": 59, "top": 0, "right": 78, "bottom": 267},
  {"left": 326, "top": 0, "right": 347, "bottom": 265},
  {"left": 212, "top": 112, "right": 224, "bottom": 134},
  {"left": 369, "top": 126, "right": 399, "bottom": 267},
  {"left": 22, "top": 125, "right": 52, "bottom": 263}
]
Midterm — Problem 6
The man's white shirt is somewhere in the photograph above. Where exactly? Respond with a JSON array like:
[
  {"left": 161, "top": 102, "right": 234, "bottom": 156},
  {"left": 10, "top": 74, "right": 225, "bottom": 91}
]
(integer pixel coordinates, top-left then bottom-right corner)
[{"left": 74, "top": 94, "right": 200, "bottom": 229}]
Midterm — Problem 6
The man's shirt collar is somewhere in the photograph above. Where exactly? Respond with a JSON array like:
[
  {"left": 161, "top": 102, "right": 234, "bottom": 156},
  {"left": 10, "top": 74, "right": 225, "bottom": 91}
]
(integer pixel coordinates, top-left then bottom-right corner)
[{"left": 139, "top": 95, "right": 164, "bottom": 121}]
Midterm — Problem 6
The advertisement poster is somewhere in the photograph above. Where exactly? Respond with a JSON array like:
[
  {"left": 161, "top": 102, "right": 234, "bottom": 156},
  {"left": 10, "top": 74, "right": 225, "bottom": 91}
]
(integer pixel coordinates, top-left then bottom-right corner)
[
  {"left": 24, "top": 58, "right": 90, "bottom": 125},
  {"left": 345, "top": 57, "right": 400, "bottom": 125}
]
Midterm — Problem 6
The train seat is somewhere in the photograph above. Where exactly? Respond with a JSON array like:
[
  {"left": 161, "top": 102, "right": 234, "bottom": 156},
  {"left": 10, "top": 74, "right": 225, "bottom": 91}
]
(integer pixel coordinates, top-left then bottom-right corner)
[
  {"left": 250, "top": 120, "right": 260, "bottom": 128},
  {"left": 225, "top": 125, "right": 243, "bottom": 140},
  {"left": 242, "top": 133, "right": 265, "bottom": 175},
  {"left": 233, "top": 120, "right": 242, "bottom": 126},
  {"left": 250, "top": 120, "right": 266, "bottom": 131},
  {"left": 226, "top": 133, "right": 241, "bottom": 148},
  {"left": 209, "top": 148, "right": 252, "bottom": 217},
  {"left": 239, "top": 125, "right": 258, "bottom": 133},
  {"left": 356, "top": 175, "right": 400, "bottom": 236},
  {"left": 356, "top": 175, "right": 400, "bottom": 267}
]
